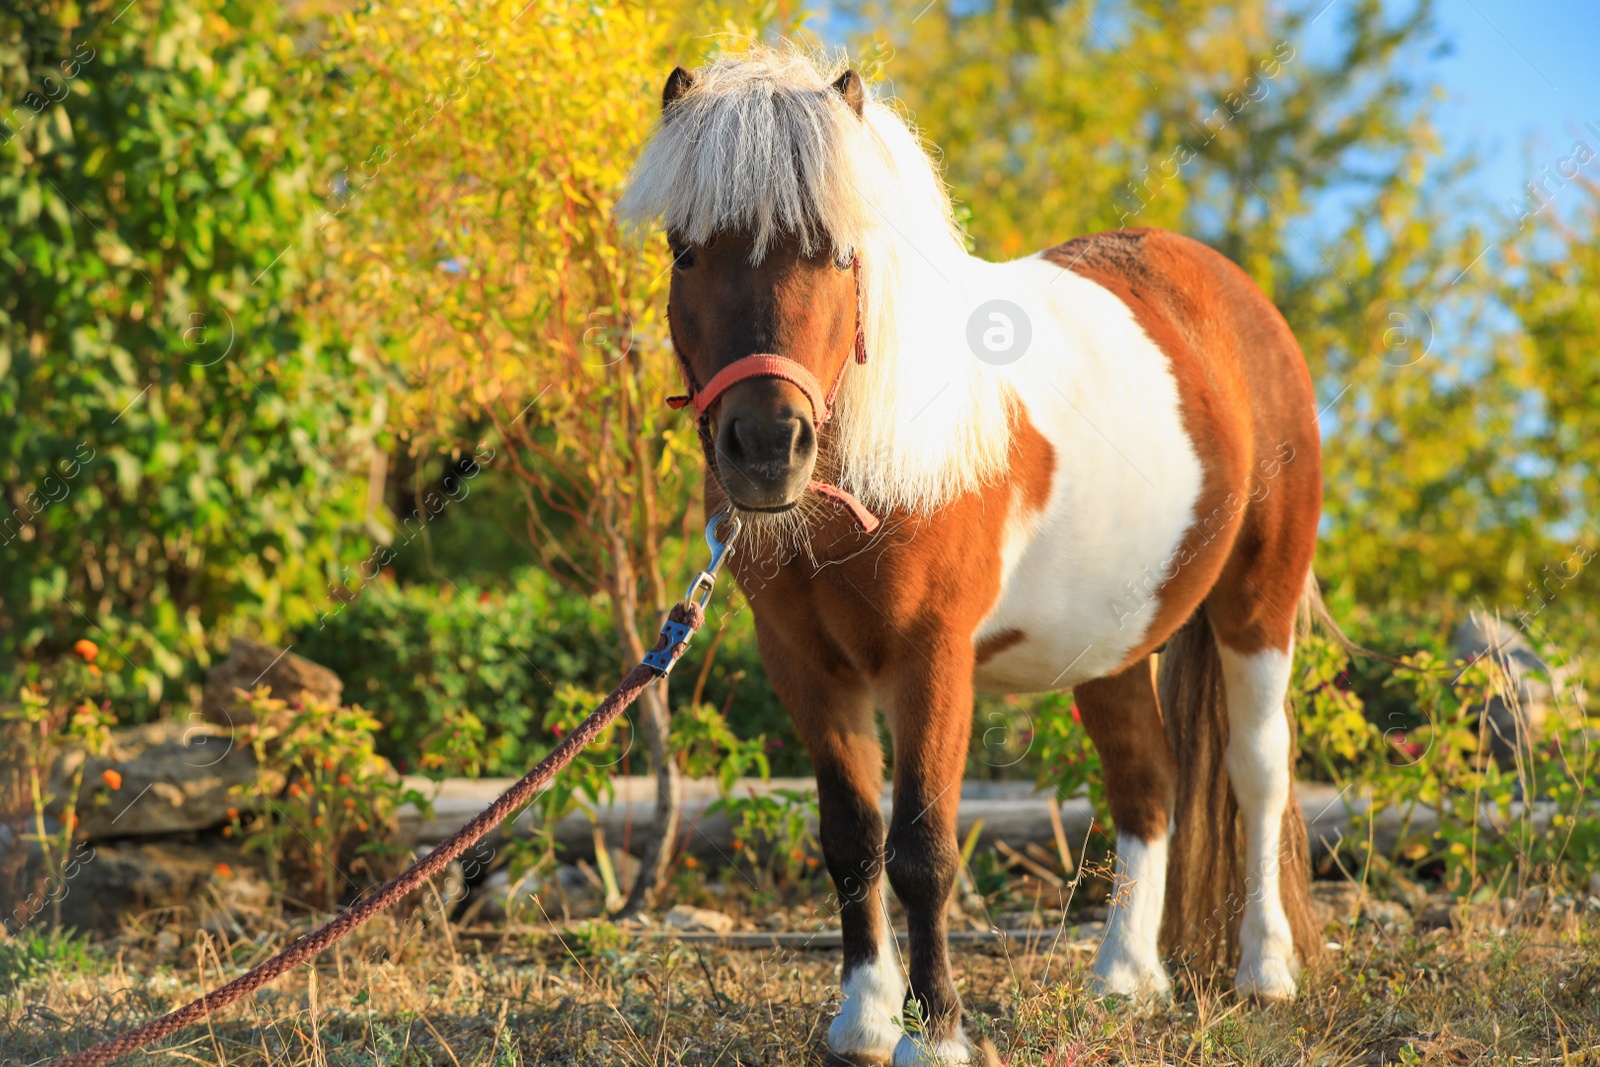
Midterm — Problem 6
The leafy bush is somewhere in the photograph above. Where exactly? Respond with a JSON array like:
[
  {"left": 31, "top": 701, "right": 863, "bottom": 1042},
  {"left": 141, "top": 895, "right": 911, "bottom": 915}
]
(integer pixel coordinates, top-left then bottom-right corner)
[
  {"left": 294, "top": 570, "right": 616, "bottom": 775},
  {"left": 0, "top": 0, "right": 377, "bottom": 715},
  {"left": 1, "top": 639, "right": 113, "bottom": 932},
  {"left": 294, "top": 569, "right": 809, "bottom": 776},
  {"left": 225, "top": 687, "right": 431, "bottom": 910}
]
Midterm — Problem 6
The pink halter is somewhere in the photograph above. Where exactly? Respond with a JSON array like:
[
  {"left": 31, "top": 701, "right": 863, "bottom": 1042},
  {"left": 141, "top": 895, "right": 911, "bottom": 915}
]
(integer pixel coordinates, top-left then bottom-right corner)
[{"left": 667, "top": 257, "right": 881, "bottom": 534}]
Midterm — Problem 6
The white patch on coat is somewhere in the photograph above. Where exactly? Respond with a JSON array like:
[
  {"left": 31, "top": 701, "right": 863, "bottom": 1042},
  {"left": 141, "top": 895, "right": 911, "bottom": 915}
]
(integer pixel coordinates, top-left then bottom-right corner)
[
  {"left": 1217, "top": 642, "right": 1300, "bottom": 999},
  {"left": 828, "top": 919, "right": 906, "bottom": 1061},
  {"left": 965, "top": 256, "right": 1207, "bottom": 691},
  {"left": 1090, "top": 831, "right": 1173, "bottom": 1001}
]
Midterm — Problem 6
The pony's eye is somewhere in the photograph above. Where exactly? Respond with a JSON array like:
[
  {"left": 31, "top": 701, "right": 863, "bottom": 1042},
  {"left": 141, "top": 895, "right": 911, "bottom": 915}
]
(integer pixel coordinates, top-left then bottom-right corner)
[
  {"left": 833, "top": 249, "right": 854, "bottom": 271},
  {"left": 671, "top": 243, "right": 697, "bottom": 270}
]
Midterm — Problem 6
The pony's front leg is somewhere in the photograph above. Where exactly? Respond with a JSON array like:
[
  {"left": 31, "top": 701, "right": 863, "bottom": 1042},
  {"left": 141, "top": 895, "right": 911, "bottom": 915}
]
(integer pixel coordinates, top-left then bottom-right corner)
[
  {"left": 883, "top": 642, "right": 977, "bottom": 1067},
  {"left": 761, "top": 627, "right": 904, "bottom": 1066}
]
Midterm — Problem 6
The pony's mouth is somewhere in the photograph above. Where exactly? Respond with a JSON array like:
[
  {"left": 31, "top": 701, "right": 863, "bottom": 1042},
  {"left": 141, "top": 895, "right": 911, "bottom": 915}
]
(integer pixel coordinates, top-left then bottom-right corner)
[{"left": 727, "top": 497, "right": 801, "bottom": 515}]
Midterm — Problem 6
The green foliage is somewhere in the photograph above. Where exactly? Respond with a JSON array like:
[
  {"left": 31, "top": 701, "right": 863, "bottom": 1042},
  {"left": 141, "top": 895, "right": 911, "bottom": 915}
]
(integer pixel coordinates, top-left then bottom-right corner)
[
  {"left": 708, "top": 787, "right": 821, "bottom": 885},
  {"left": 294, "top": 569, "right": 616, "bottom": 775},
  {"left": 535, "top": 683, "right": 624, "bottom": 828},
  {"left": 294, "top": 568, "right": 812, "bottom": 778},
  {"left": 0, "top": 926, "right": 102, "bottom": 993},
  {"left": 1288, "top": 609, "right": 1600, "bottom": 898},
  {"left": 670, "top": 701, "right": 769, "bottom": 793},
  {"left": 227, "top": 686, "right": 431, "bottom": 909},
  {"left": 1294, "top": 629, "right": 1375, "bottom": 781},
  {"left": 0, "top": 0, "right": 377, "bottom": 714},
  {"left": 672, "top": 597, "right": 807, "bottom": 774},
  {"left": 1, "top": 640, "right": 113, "bottom": 930}
]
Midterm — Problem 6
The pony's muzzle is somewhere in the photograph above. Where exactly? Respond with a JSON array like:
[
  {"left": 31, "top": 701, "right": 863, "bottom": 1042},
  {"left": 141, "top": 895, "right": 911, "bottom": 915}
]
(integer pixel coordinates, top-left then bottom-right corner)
[{"left": 713, "top": 386, "right": 817, "bottom": 511}]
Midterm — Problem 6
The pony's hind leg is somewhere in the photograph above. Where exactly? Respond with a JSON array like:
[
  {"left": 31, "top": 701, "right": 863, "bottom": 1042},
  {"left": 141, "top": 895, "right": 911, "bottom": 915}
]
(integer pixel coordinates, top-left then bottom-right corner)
[
  {"left": 761, "top": 628, "right": 904, "bottom": 1065},
  {"left": 1075, "top": 657, "right": 1177, "bottom": 1002},
  {"left": 1209, "top": 591, "right": 1303, "bottom": 999}
]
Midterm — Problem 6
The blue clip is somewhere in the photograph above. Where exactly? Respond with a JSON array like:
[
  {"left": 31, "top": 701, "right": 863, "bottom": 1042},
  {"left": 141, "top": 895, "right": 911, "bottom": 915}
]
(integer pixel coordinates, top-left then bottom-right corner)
[
  {"left": 643, "top": 618, "right": 693, "bottom": 674},
  {"left": 641, "top": 512, "right": 744, "bottom": 675}
]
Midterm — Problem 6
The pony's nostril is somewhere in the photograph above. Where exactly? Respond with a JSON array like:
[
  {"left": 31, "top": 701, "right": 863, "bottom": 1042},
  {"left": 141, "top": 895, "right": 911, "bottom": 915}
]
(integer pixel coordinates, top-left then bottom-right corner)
[
  {"left": 723, "top": 418, "right": 748, "bottom": 463},
  {"left": 782, "top": 417, "right": 804, "bottom": 461}
]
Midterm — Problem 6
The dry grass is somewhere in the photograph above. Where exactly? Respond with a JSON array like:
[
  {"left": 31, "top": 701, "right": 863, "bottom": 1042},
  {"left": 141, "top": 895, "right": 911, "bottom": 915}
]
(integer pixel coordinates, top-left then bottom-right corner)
[{"left": 5, "top": 889, "right": 1600, "bottom": 1067}]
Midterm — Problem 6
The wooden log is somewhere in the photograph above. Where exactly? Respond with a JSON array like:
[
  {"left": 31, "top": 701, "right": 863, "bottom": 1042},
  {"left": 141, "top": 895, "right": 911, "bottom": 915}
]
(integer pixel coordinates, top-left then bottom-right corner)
[
  {"left": 400, "top": 776, "right": 1561, "bottom": 869},
  {"left": 398, "top": 776, "right": 1097, "bottom": 863}
]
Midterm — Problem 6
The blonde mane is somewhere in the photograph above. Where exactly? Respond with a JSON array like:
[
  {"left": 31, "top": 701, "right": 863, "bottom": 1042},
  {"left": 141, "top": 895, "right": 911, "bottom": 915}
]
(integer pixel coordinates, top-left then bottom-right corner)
[{"left": 618, "top": 47, "right": 1013, "bottom": 515}]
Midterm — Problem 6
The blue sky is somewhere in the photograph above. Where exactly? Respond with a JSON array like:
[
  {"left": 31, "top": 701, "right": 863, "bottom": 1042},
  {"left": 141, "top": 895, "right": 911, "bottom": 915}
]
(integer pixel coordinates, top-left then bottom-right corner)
[{"left": 1340, "top": 0, "right": 1600, "bottom": 224}]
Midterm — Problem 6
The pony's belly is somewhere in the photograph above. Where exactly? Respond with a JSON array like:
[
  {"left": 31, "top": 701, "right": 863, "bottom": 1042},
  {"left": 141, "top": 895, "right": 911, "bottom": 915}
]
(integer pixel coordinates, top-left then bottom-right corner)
[
  {"left": 971, "top": 562, "right": 1167, "bottom": 694},
  {"left": 970, "top": 452, "right": 1203, "bottom": 695}
]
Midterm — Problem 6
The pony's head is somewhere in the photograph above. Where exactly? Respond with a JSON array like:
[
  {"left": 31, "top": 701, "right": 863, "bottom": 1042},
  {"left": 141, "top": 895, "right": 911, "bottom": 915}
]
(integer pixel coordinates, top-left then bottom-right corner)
[
  {"left": 661, "top": 218, "right": 859, "bottom": 511},
  {"left": 620, "top": 48, "right": 1011, "bottom": 522}
]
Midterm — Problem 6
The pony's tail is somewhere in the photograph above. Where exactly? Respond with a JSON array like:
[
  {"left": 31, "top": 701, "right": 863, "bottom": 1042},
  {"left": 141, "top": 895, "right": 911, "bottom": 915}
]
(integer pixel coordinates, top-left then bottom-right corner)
[{"left": 1157, "top": 574, "right": 1323, "bottom": 981}]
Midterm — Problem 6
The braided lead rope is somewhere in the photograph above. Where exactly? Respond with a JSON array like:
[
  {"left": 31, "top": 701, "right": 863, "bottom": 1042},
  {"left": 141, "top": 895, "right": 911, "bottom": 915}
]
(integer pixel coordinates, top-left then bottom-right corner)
[{"left": 45, "top": 600, "right": 707, "bottom": 1067}]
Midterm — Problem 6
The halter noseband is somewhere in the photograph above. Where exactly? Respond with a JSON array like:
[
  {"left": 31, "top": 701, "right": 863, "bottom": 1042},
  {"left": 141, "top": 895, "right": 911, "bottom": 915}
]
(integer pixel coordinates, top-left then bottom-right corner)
[{"left": 667, "top": 256, "right": 881, "bottom": 534}]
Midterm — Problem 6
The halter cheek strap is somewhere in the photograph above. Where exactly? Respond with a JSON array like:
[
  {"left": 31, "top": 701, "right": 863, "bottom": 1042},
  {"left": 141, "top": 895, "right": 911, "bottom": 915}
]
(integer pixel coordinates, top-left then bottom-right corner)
[{"left": 668, "top": 257, "right": 881, "bottom": 535}]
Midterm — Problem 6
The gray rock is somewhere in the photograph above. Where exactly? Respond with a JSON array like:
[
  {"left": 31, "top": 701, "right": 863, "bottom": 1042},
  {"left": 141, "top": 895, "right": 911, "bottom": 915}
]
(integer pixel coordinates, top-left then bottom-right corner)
[
  {"left": 1451, "top": 610, "right": 1571, "bottom": 768},
  {"left": 1360, "top": 898, "right": 1410, "bottom": 929},
  {"left": 202, "top": 637, "right": 343, "bottom": 730},
  {"left": 51, "top": 840, "right": 227, "bottom": 932},
  {"left": 53, "top": 720, "right": 283, "bottom": 839}
]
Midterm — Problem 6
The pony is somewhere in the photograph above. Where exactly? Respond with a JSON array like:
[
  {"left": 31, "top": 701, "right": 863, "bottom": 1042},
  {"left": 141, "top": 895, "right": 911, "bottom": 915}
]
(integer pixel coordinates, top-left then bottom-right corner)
[{"left": 619, "top": 48, "right": 1324, "bottom": 1067}]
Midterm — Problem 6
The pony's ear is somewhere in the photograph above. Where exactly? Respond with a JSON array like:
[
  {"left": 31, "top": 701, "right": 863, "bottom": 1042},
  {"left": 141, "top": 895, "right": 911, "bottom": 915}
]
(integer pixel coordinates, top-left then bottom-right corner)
[
  {"left": 832, "top": 69, "right": 865, "bottom": 118},
  {"left": 662, "top": 66, "right": 698, "bottom": 111}
]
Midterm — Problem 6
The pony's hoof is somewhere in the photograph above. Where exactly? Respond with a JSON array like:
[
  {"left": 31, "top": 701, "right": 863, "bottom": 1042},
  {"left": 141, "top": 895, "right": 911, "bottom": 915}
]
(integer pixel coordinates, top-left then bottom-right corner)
[
  {"left": 1234, "top": 956, "right": 1298, "bottom": 1001},
  {"left": 1088, "top": 952, "right": 1172, "bottom": 1005},
  {"left": 826, "top": 1053, "right": 893, "bottom": 1067},
  {"left": 827, "top": 1004, "right": 901, "bottom": 1065},
  {"left": 891, "top": 1029, "right": 979, "bottom": 1067}
]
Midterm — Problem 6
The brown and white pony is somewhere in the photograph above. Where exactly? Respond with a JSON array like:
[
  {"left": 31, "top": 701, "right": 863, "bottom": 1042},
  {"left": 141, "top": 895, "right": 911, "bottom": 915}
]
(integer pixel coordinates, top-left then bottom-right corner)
[{"left": 620, "top": 50, "right": 1323, "bottom": 1067}]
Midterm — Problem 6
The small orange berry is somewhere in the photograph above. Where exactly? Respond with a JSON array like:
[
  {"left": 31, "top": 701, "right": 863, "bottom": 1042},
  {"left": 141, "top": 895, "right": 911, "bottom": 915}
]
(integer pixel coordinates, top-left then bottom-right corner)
[
  {"left": 73, "top": 639, "right": 98, "bottom": 662},
  {"left": 730, "top": 839, "right": 743, "bottom": 851},
  {"left": 215, "top": 863, "right": 233, "bottom": 877},
  {"left": 343, "top": 797, "right": 356, "bottom": 809},
  {"left": 87, "top": 664, "right": 101, "bottom": 676},
  {"left": 313, "top": 816, "right": 323, "bottom": 827},
  {"left": 101, "top": 768, "right": 123, "bottom": 790},
  {"left": 222, "top": 826, "right": 234, "bottom": 837},
  {"left": 226, "top": 807, "right": 239, "bottom": 820},
  {"left": 357, "top": 820, "right": 369, "bottom": 832},
  {"left": 324, "top": 757, "right": 336, "bottom": 771},
  {"left": 337, "top": 773, "right": 352, "bottom": 786},
  {"left": 683, "top": 856, "right": 699, "bottom": 869}
]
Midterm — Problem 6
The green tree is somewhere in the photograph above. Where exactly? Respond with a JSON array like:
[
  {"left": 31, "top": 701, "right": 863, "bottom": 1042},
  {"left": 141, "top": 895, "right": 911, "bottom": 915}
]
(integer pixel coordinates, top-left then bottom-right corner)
[
  {"left": 307, "top": 0, "right": 778, "bottom": 911},
  {"left": 0, "top": 0, "right": 377, "bottom": 711}
]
